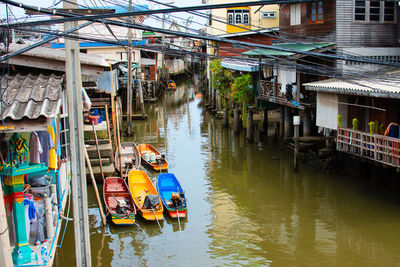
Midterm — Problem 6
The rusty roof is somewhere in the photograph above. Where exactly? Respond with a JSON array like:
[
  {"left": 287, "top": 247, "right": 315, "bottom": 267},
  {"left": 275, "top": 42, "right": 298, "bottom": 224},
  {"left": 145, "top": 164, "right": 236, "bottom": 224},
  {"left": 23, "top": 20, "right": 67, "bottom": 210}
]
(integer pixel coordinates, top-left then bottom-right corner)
[{"left": 0, "top": 73, "right": 64, "bottom": 120}]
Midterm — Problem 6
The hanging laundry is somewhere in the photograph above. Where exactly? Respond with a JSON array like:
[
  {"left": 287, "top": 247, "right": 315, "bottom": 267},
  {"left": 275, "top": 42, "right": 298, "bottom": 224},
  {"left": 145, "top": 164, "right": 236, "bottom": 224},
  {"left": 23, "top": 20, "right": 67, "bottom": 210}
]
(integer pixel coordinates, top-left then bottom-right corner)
[
  {"left": 47, "top": 126, "right": 57, "bottom": 169},
  {"left": 29, "top": 132, "right": 43, "bottom": 164},
  {"left": 36, "top": 131, "right": 54, "bottom": 167}
]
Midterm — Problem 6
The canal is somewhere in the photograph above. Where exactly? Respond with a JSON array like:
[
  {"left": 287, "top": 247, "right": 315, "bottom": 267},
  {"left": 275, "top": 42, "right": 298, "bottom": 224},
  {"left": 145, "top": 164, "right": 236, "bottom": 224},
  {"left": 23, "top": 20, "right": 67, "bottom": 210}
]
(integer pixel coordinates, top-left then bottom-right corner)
[{"left": 55, "top": 78, "right": 400, "bottom": 266}]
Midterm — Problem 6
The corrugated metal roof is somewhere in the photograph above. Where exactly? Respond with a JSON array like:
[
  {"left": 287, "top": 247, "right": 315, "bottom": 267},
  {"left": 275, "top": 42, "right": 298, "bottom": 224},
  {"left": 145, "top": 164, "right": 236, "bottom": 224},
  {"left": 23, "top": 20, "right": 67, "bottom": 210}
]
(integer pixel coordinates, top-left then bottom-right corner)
[
  {"left": 0, "top": 73, "right": 63, "bottom": 120},
  {"left": 221, "top": 59, "right": 259, "bottom": 72},
  {"left": 304, "top": 75, "right": 400, "bottom": 98},
  {"left": 242, "top": 43, "right": 335, "bottom": 57}
]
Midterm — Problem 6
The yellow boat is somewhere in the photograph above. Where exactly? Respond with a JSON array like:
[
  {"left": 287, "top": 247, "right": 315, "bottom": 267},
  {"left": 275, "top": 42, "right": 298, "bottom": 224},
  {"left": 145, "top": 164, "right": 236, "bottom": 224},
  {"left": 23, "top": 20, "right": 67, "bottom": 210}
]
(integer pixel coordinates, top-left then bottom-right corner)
[{"left": 128, "top": 170, "right": 164, "bottom": 221}]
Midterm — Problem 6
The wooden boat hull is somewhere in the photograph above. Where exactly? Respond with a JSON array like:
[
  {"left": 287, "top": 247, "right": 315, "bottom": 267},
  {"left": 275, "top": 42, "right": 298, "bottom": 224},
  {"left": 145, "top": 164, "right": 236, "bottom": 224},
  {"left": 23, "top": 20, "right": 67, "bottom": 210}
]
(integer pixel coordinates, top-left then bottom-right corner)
[
  {"left": 157, "top": 173, "right": 187, "bottom": 219},
  {"left": 137, "top": 144, "right": 168, "bottom": 171},
  {"left": 103, "top": 177, "right": 137, "bottom": 225},
  {"left": 115, "top": 142, "right": 141, "bottom": 177},
  {"left": 128, "top": 170, "right": 164, "bottom": 221}
]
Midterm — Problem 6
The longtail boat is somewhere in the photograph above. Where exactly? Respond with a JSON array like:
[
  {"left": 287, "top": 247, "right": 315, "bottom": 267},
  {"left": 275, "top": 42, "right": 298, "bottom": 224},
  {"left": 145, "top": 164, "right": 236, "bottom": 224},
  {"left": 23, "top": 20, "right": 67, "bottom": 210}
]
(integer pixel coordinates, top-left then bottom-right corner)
[
  {"left": 128, "top": 170, "right": 164, "bottom": 221},
  {"left": 137, "top": 144, "right": 168, "bottom": 171},
  {"left": 157, "top": 173, "right": 187, "bottom": 218},
  {"left": 103, "top": 177, "right": 136, "bottom": 225},
  {"left": 115, "top": 142, "right": 141, "bottom": 178}
]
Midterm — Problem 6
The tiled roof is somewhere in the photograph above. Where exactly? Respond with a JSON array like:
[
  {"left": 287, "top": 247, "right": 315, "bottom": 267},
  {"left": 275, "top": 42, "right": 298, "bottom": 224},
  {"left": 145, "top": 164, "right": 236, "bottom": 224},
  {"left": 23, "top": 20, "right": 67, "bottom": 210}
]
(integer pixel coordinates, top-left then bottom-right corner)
[{"left": 0, "top": 73, "right": 64, "bottom": 120}]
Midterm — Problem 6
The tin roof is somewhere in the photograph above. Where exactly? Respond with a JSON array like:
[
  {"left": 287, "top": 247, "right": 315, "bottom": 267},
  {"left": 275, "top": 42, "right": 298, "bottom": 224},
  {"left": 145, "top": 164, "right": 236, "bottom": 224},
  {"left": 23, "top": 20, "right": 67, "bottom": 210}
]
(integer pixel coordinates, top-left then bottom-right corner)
[
  {"left": 242, "top": 43, "right": 335, "bottom": 57},
  {"left": 0, "top": 73, "right": 64, "bottom": 120},
  {"left": 221, "top": 59, "right": 259, "bottom": 72},
  {"left": 304, "top": 72, "right": 400, "bottom": 99}
]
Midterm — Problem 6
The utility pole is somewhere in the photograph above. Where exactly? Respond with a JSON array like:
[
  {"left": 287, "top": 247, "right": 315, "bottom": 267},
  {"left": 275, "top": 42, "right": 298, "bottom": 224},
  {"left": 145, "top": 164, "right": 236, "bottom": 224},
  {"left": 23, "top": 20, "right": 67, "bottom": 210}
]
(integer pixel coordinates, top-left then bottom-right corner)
[
  {"left": 126, "top": 0, "right": 133, "bottom": 135},
  {"left": 64, "top": 0, "right": 92, "bottom": 266}
]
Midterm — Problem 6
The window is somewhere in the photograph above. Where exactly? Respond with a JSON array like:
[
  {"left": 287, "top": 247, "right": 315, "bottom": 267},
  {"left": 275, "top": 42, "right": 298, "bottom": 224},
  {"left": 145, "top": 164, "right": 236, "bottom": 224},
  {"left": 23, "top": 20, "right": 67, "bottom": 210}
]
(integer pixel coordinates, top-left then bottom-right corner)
[
  {"left": 228, "top": 11, "right": 233, "bottom": 24},
  {"left": 60, "top": 113, "right": 70, "bottom": 161},
  {"left": 226, "top": 9, "right": 250, "bottom": 25},
  {"left": 354, "top": 0, "right": 396, "bottom": 23},
  {"left": 243, "top": 13, "right": 249, "bottom": 24},
  {"left": 261, "top": 11, "right": 276, "bottom": 19},
  {"left": 311, "top": 1, "right": 323, "bottom": 23},
  {"left": 290, "top": 4, "right": 301, "bottom": 25}
]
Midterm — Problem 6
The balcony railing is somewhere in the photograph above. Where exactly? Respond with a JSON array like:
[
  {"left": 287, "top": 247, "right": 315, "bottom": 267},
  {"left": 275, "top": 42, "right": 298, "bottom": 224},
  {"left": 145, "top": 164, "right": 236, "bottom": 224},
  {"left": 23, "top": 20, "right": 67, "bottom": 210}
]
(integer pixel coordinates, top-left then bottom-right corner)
[
  {"left": 259, "top": 80, "right": 281, "bottom": 98},
  {"left": 337, "top": 127, "right": 400, "bottom": 168}
]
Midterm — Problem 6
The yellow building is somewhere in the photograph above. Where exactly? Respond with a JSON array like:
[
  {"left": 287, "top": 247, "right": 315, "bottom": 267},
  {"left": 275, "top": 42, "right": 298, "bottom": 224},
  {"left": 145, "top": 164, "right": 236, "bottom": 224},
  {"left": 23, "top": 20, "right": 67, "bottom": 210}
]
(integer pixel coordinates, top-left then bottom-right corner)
[{"left": 206, "top": 0, "right": 279, "bottom": 36}]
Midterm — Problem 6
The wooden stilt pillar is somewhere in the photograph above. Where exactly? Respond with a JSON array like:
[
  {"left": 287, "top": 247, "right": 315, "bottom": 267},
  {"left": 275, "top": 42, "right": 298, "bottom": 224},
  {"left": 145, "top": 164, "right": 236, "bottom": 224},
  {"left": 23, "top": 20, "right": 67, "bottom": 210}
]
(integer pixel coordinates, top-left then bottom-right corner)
[
  {"left": 233, "top": 108, "right": 240, "bottom": 135},
  {"left": 247, "top": 108, "right": 254, "bottom": 142},
  {"left": 263, "top": 107, "right": 269, "bottom": 135}
]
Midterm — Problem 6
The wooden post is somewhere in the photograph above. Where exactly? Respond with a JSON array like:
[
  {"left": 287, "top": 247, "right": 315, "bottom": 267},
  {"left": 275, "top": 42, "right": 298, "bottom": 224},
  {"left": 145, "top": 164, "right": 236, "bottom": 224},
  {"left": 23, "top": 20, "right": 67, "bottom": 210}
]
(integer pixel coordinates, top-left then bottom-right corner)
[
  {"left": 263, "top": 107, "right": 269, "bottom": 134},
  {"left": 293, "top": 115, "right": 300, "bottom": 172},
  {"left": 233, "top": 108, "right": 240, "bottom": 135},
  {"left": 0, "top": 185, "right": 13, "bottom": 267},
  {"left": 138, "top": 79, "right": 146, "bottom": 119},
  {"left": 280, "top": 105, "right": 284, "bottom": 137},
  {"left": 246, "top": 108, "right": 254, "bottom": 142},
  {"left": 116, "top": 109, "right": 124, "bottom": 179},
  {"left": 223, "top": 108, "right": 229, "bottom": 127},
  {"left": 109, "top": 65, "right": 118, "bottom": 155},
  {"left": 84, "top": 147, "right": 107, "bottom": 227},
  {"left": 284, "top": 106, "right": 291, "bottom": 137},
  {"left": 92, "top": 122, "right": 104, "bottom": 181}
]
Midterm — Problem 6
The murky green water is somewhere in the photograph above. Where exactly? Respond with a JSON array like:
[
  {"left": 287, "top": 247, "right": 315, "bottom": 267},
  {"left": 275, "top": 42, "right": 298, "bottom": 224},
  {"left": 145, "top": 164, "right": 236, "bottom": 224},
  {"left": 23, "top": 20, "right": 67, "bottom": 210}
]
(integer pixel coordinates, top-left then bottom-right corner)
[{"left": 55, "top": 79, "right": 400, "bottom": 267}]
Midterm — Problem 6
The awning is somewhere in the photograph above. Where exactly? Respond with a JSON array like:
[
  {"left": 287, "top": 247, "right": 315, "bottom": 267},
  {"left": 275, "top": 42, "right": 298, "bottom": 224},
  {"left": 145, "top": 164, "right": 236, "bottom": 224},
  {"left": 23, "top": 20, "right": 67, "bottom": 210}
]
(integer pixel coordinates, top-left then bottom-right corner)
[
  {"left": 221, "top": 59, "right": 259, "bottom": 72},
  {"left": 242, "top": 42, "right": 335, "bottom": 57}
]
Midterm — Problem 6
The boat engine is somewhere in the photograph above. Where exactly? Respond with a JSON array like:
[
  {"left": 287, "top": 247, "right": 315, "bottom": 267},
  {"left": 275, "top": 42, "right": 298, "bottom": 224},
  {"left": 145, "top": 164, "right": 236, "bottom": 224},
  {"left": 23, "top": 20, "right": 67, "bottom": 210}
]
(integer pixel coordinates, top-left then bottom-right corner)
[
  {"left": 116, "top": 199, "right": 128, "bottom": 214},
  {"left": 171, "top": 192, "right": 182, "bottom": 207}
]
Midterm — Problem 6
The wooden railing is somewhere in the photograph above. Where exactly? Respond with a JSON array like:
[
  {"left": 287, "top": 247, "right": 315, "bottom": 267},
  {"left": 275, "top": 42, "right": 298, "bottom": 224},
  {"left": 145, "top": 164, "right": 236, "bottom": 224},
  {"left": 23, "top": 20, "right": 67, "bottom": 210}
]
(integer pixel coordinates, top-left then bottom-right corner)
[
  {"left": 337, "top": 127, "right": 400, "bottom": 168},
  {"left": 259, "top": 80, "right": 281, "bottom": 98}
]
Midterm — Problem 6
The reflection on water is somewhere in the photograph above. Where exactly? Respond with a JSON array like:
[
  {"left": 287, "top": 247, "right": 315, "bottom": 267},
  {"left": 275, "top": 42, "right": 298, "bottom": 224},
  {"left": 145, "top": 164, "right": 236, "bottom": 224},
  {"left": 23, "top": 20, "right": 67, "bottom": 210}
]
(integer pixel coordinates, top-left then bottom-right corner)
[{"left": 55, "top": 77, "right": 400, "bottom": 267}]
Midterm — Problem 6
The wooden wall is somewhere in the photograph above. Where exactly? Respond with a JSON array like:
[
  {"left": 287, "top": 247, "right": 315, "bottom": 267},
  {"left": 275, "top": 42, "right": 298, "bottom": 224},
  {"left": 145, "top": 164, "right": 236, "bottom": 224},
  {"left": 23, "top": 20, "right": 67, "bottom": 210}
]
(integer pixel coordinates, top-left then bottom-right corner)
[
  {"left": 218, "top": 34, "right": 278, "bottom": 57},
  {"left": 279, "top": 1, "right": 336, "bottom": 42},
  {"left": 336, "top": 0, "right": 400, "bottom": 48}
]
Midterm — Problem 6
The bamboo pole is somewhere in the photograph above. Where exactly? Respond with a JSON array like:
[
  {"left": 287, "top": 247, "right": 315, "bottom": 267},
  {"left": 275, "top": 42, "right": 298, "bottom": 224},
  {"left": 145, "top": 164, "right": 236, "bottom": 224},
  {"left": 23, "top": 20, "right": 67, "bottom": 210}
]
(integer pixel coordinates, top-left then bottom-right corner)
[
  {"left": 109, "top": 63, "right": 118, "bottom": 155},
  {"left": 116, "top": 109, "right": 124, "bottom": 179},
  {"left": 84, "top": 147, "right": 107, "bottom": 226},
  {"left": 92, "top": 121, "right": 104, "bottom": 181},
  {"left": 104, "top": 105, "right": 113, "bottom": 153}
]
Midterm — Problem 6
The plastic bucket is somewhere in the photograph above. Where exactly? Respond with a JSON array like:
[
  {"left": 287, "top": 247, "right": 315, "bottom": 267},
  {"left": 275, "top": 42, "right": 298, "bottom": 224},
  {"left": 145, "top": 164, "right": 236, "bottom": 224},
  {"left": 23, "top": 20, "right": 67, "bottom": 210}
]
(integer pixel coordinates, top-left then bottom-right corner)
[
  {"left": 144, "top": 153, "right": 150, "bottom": 162},
  {"left": 150, "top": 153, "right": 156, "bottom": 162}
]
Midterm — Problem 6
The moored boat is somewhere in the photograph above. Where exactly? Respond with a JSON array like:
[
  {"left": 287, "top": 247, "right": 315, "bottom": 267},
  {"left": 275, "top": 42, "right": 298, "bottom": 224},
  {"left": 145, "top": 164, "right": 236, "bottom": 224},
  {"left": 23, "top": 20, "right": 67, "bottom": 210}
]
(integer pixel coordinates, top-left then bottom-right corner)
[
  {"left": 167, "top": 80, "right": 176, "bottom": 90},
  {"left": 115, "top": 142, "right": 141, "bottom": 178},
  {"left": 157, "top": 173, "right": 187, "bottom": 218},
  {"left": 128, "top": 170, "right": 164, "bottom": 221},
  {"left": 137, "top": 144, "right": 168, "bottom": 171},
  {"left": 103, "top": 177, "right": 137, "bottom": 225}
]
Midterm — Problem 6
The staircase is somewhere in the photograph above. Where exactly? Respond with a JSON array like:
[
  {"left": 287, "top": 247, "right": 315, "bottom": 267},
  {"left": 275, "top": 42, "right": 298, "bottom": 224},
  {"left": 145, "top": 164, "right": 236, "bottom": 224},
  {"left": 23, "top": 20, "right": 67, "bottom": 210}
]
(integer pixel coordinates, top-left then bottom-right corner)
[{"left": 84, "top": 106, "right": 115, "bottom": 181}]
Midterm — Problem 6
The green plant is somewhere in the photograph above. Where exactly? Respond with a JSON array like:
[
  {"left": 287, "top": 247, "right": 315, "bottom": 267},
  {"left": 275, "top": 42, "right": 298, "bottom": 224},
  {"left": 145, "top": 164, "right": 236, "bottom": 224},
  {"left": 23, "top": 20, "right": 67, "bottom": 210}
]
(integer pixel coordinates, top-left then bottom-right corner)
[
  {"left": 209, "top": 59, "right": 233, "bottom": 104},
  {"left": 368, "top": 121, "right": 375, "bottom": 134},
  {"left": 352, "top": 118, "right": 359, "bottom": 131},
  {"left": 337, "top": 115, "right": 342, "bottom": 128},
  {"left": 231, "top": 73, "right": 254, "bottom": 128}
]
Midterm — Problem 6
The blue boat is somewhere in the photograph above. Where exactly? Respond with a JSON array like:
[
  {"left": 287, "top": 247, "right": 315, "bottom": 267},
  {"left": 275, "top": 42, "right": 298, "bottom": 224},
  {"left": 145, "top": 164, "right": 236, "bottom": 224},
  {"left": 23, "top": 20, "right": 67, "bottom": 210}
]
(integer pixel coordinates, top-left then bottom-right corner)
[{"left": 157, "top": 173, "right": 187, "bottom": 218}]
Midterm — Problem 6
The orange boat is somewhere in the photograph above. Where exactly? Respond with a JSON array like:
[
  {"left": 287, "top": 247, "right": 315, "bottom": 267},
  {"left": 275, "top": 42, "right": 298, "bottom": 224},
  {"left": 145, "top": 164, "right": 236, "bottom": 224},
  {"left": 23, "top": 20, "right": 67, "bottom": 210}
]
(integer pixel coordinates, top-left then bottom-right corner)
[
  {"left": 128, "top": 170, "right": 163, "bottom": 221},
  {"left": 167, "top": 80, "right": 176, "bottom": 90},
  {"left": 137, "top": 144, "right": 168, "bottom": 171}
]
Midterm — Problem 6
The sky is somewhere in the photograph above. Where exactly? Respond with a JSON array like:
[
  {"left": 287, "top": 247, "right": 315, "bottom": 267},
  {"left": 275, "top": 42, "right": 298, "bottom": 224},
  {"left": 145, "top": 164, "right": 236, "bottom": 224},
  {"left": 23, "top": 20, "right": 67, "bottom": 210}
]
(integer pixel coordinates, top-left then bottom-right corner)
[{"left": 0, "top": 0, "right": 208, "bottom": 31}]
